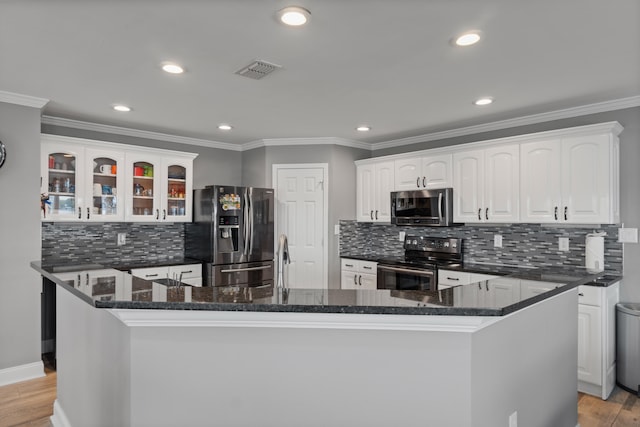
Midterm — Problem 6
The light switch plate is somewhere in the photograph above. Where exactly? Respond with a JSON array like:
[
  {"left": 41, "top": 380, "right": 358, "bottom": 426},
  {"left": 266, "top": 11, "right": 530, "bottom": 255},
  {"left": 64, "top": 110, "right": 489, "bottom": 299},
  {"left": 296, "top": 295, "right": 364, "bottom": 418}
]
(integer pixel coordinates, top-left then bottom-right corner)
[
  {"left": 494, "top": 234, "right": 503, "bottom": 248},
  {"left": 399, "top": 231, "right": 406, "bottom": 242},
  {"left": 618, "top": 228, "right": 638, "bottom": 243},
  {"left": 117, "top": 233, "right": 126, "bottom": 246},
  {"left": 558, "top": 237, "right": 569, "bottom": 251}
]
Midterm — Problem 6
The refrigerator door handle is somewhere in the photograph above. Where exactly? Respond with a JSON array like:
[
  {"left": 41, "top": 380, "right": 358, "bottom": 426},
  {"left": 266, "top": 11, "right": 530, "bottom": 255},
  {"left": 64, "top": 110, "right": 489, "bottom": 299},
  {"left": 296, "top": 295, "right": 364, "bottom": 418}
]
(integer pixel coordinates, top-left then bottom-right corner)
[
  {"left": 243, "top": 187, "right": 250, "bottom": 257},
  {"left": 220, "top": 265, "right": 271, "bottom": 273}
]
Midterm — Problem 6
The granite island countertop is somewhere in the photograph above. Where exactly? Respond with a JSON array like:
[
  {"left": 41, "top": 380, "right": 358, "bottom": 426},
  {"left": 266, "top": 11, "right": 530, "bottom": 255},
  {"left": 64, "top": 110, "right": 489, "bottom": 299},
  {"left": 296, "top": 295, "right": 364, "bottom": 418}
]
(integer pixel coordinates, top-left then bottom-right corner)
[{"left": 32, "top": 260, "right": 612, "bottom": 316}]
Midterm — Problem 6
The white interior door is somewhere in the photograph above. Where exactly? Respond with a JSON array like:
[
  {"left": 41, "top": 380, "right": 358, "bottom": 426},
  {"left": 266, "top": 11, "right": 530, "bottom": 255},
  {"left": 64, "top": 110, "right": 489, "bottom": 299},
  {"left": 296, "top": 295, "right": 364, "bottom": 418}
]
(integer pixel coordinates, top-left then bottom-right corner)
[{"left": 274, "top": 164, "right": 327, "bottom": 289}]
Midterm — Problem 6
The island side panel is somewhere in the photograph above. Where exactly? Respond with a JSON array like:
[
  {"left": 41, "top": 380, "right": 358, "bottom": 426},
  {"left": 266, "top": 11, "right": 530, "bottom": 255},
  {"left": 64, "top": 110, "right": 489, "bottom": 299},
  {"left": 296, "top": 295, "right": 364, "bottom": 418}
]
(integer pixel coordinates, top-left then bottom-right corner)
[
  {"left": 56, "top": 287, "right": 132, "bottom": 427},
  {"left": 470, "top": 288, "right": 579, "bottom": 427},
  {"left": 126, "top": 318, "right": 475, "bottom": 427}
]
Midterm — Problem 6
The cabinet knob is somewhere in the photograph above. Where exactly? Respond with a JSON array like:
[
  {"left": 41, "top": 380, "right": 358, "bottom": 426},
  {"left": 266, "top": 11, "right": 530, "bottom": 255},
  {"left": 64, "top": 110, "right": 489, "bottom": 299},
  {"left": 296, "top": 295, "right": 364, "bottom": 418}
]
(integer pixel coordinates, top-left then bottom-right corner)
[
  {"left": 485, "top": 208, "right": 489, "bottom": 221},
  {"left": 370, "top": 210, "right": 374, "bottom": 220},
  {"left": 564, "top": 206, "right": 568, "bottom": 221},
  {"left": 375, "top": 210, "right": 378, "bottom": 220},
  {"left": 354, "top": 274, "right": 357, "bottom": 285},
  {"left": 554, "top": 206, "right": 558, "bottom": 221},
  {"left": 156, "top": 209, "right": 160, "bottom": 220},
  {"left": 163, "top": 209, "right": 166, "bottom": 220},
  {"left": 422, "top": 177, "right": 426, "bottom": 188},
  {"left": 87, "top": 207, "right": 90, "bottom": 220},
  {"left": 416, "top": 177, "right": 421, "bottom": 188},
  {"left": 578, "top": 293, "right": 584, "bottom": 297},
  {"left": 78, "top": 207, "right": 82, "bottom": 219},
  {"left": 358, "top": 275, "right": 362, "bottom": 286},
  {"left": 478, "top": 208, "right": 481, "bottom": 220}
]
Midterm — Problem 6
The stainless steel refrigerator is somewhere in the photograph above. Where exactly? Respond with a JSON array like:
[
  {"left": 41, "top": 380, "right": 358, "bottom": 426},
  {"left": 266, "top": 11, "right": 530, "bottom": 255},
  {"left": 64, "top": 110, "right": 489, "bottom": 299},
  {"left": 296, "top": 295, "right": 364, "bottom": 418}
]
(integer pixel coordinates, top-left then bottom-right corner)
[{"left": 186, "top": 185, "right": 274, "bottom": 288}]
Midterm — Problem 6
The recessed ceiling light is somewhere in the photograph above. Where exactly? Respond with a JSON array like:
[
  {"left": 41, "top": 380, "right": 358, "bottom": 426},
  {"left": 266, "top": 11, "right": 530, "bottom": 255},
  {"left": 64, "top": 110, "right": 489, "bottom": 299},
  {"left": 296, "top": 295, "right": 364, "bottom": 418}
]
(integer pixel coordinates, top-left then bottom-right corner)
[
  {"left": 218, "top": 124, "right": 233, "bottom": 131},
  {"left": 113, "top": 104, "right": 131, "bottom": 112},
  {"left": 161, "top": 63, "right": 185, "bottom": 74},
  {"left": 356, "top": 126, "right": 371, "bottom": 132},
  {"left": 277, "top": 6, "right": 311, "bottom": 26},
  {"left": 454, "top": 31, "right": 481, "bottom": 46},
  {"left": 473, "top": 97, "right": 494, "bottom": 106}
]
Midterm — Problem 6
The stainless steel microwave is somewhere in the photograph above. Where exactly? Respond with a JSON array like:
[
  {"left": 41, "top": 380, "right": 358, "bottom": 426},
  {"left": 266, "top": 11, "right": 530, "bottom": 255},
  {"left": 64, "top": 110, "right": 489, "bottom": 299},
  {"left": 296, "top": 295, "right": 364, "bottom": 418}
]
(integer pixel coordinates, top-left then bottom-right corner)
[{"left": 391, "top": 188, "right": 456, "bottom": 226}]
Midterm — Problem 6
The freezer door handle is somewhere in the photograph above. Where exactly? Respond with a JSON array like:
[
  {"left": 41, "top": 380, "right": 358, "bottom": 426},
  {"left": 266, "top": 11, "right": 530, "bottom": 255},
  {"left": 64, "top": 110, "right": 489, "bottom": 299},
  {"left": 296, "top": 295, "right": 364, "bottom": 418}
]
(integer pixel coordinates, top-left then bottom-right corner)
[{"left": 220, "top": 265, "right": 272, "bottom": 273}]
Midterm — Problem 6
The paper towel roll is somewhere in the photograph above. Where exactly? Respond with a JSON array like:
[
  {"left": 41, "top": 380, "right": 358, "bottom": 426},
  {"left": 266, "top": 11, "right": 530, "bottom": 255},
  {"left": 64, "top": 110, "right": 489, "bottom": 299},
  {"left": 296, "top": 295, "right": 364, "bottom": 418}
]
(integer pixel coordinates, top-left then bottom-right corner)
[{"left": 585, "top": 231, "right": 606, "bottom": 273}]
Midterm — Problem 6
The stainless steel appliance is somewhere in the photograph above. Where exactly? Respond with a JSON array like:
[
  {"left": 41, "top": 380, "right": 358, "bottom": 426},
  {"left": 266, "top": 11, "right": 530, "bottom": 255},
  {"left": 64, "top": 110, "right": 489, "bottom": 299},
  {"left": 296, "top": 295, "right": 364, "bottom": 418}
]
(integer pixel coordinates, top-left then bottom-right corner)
[
  {"left": 377, "top": 236, "right": 463, "bottom": 291},
  {"left": 391, "top": 188, "right": 456, "bottom": 226},
  {"left": 185, "top": 185, "right": 274, "bottom": 288}
]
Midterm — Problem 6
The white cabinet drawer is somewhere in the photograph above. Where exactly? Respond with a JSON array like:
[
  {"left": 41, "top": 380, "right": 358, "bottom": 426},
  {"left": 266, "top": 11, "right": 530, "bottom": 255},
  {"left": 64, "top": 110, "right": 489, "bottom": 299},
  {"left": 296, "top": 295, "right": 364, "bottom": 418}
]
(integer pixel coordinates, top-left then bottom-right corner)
[
  {"left": 438, "top": 269, "right": 471, "bottom": 287},
  {"left": 341, "top": 259, "right": 359, "bottom": 272},
  {"left": 578, "top": 285, "right": 602, "bottom": 307},
  {"left": 130, "top": 267, "right": 168, "bottom": 280},
  {"left": 359, "top": 261, "right": 377, "bottom": 274},
  {"left": 168, "top": 264, "right": 202, "bottom": 280}
]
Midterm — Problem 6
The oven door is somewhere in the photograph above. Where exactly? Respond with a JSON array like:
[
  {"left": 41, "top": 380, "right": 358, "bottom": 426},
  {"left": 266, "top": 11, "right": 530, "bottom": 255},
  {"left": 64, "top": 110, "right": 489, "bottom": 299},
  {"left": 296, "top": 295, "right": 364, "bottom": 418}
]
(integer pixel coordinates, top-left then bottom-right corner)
[{"left": 377, "top": 264, "right": 437, "bottom": 291}]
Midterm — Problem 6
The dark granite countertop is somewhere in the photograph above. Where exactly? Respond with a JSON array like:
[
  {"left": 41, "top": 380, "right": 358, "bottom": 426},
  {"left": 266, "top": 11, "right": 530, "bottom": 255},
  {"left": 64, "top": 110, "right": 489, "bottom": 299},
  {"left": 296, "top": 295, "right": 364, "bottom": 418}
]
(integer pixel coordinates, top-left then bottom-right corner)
[
  {"left": 32, "top": 260, "right": 611, "bottom": 316},
  {"left": 340, "top": 254, "right": 621, "bottom": 287}
]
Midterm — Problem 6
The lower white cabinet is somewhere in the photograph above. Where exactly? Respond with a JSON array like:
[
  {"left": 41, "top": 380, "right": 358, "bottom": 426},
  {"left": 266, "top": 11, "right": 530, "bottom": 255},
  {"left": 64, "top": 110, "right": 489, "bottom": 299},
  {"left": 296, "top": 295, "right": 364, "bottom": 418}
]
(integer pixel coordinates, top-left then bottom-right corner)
[
  {"left": 577, "top": 282, "right": 619, "bottom": 400},
  {"left": 341, "top": 258, "right": 377, "bottom": 290},
  {"left": 438, "top": 269, "right": 498, "bottom": 289},
  {"left": 130, "top": 263, "right": 203, "bottom": 287}
]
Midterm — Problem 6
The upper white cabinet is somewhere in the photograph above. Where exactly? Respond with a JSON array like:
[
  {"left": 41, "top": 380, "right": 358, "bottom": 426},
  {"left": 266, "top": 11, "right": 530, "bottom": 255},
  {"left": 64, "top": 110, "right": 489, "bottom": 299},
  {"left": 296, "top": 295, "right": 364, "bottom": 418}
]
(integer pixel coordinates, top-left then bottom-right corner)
[
  {"left": 394, "top": 154, "right": 452, "bottom": 191},
  {"left": 356, "top": 161, "right": 394, "bottom": 222},
  {"left": 41, "top": 134, "right": 197, "bottom": 223},
  {"left": 520, "top": 127, "right": 620, "bottom": 224},
  {"left": 453, "top": 144, "right": 519, "bottom": 223}
]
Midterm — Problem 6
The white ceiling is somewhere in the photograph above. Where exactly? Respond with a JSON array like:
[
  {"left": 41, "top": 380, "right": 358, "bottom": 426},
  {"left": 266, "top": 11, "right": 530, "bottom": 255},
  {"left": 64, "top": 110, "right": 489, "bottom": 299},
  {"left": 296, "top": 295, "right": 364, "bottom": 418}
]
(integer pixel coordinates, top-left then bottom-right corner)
[{"left": 2, "top": 0, "right": 639, "bottom": 147}]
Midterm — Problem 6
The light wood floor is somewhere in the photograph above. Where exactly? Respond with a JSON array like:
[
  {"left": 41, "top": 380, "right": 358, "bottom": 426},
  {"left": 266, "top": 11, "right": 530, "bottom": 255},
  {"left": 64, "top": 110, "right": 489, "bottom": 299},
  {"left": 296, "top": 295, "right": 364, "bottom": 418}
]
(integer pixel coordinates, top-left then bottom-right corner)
[{"left": 0, "top": 365, "right": 638, "bottom": 427}]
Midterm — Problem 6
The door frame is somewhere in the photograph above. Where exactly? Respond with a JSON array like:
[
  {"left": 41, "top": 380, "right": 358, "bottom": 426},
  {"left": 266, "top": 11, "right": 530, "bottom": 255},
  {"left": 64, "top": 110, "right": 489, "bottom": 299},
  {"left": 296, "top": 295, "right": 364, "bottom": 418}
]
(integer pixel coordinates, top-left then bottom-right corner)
[{"left": 272, "top": 163, "right": 329, "bottom": 289}]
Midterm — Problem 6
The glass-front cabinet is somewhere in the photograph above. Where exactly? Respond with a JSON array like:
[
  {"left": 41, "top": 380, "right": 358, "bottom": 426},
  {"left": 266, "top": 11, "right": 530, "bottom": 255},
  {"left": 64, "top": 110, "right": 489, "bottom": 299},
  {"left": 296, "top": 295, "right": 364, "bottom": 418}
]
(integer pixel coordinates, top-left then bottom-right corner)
[
  {"left": 41, "top": 142, "right": 83, "bottom": 221},
  {"left": 41, "top": 134, "right": 197, "bottom": 223}
]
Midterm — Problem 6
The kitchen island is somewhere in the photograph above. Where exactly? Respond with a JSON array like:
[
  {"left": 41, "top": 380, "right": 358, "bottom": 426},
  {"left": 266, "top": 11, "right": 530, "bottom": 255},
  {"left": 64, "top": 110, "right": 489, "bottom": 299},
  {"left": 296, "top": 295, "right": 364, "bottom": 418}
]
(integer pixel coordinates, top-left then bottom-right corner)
[{"left": 32, "top": 262, "right": 606, "bottom": 427}]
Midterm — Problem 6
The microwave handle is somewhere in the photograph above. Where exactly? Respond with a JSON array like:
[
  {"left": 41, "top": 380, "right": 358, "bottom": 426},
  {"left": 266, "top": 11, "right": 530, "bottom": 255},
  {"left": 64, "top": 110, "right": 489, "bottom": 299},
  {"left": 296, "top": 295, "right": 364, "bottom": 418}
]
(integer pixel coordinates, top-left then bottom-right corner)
[{"left": 438, "top": 192, "right": 443, "bottom": 222}]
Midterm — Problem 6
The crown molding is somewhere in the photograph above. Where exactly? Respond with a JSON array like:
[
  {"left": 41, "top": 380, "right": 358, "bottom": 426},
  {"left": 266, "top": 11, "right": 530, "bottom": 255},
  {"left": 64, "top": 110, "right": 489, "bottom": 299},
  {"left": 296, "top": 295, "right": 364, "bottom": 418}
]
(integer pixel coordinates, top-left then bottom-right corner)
[
  {"left": 0, "top": 90, "right": 49, "bottom": 109},
  {"left": 371, "top": 95, "right": 640, "bottom": 151},
  {"left": 40, "top": 115, "right": 242, "bottom": 151},
  {"left": 241, "top": 136, "right": 371, "bottom": 151}
]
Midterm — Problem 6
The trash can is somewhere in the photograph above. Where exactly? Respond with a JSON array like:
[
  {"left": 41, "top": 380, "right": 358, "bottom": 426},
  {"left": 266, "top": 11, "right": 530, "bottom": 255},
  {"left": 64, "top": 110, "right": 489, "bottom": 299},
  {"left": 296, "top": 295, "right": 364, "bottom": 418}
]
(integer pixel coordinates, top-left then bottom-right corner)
[{"left": 617, "top": 303, "right": 640, "bottom": 395}]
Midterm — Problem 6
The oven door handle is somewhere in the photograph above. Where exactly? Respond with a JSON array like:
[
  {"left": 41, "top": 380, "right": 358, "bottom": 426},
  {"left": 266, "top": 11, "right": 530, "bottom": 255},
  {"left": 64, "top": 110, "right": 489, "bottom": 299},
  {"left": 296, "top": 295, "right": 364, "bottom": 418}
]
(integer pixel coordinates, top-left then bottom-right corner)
[
  {"left": 377, "top": 265, "right": 434, "bottom": 276},
  {"left": 220, "top": 265, "right": 271, "bottom": 273}
]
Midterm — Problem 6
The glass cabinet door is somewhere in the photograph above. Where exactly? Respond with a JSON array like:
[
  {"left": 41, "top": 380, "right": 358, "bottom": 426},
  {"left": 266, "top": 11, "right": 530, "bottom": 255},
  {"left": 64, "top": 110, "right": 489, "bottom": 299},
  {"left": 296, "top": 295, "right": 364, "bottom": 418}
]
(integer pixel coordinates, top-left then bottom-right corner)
[
  {"left": 131, "top": 159, "right": 159, "bottom": 220},
  {"left": 166, "top": 164, "right": 187, "bottom": 219},
  {"left": 43, "top": 148, "right": 81, "bottom": 220},
  {"left": 87, "top": 150, "right": 124, "bottom": 221}
]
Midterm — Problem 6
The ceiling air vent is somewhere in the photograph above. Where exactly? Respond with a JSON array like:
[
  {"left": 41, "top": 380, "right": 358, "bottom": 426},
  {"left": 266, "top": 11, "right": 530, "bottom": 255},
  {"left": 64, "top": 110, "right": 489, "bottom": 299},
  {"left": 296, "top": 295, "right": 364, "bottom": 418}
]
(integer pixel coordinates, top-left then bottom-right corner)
[{"left": 234, "top": 60, "right": 282, "bottom": 80}]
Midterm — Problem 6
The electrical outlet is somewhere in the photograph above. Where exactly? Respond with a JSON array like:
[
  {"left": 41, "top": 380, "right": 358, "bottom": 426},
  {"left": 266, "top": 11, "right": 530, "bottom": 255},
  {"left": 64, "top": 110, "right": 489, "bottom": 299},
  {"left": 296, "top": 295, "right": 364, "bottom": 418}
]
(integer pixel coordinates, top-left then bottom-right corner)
[
  {"left": 558, "top": 237, "right": 569, "bottom": 251},
  {"left": 117, "top": 233, "right": 126, "bottom": 246},
  {"left": 494, "top": 234, "right": 503, "bottom": 248},
  {"left": 334, "top": 224, "right": 340, "bottom": 236},
  {"left": 399, "top": 231, "right": 406, "bottom": 242},
  {"left": 618, "top": 227, "right": 638, "bottom": 243},
  {"left": 509, "top": 411, "right": 518, "bottom": 427}
]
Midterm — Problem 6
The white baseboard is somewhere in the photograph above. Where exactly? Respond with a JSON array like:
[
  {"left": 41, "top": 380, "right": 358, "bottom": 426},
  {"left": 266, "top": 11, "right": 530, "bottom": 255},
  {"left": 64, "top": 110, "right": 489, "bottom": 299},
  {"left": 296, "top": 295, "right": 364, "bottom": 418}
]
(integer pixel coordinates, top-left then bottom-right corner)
[
  {"left": 0, "top": 360, "right": 44, "bottom": 386},
  {"left": 50, "top": 400, "right": 72, "bottom": 427}
]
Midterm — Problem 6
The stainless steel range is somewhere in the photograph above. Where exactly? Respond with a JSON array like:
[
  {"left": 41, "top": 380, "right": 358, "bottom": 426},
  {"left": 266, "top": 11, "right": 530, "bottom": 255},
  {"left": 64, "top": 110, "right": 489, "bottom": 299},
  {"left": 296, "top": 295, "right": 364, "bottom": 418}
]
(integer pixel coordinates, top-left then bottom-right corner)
[{"left": 377, "top": 236, "right": 463, "bottom": 291}]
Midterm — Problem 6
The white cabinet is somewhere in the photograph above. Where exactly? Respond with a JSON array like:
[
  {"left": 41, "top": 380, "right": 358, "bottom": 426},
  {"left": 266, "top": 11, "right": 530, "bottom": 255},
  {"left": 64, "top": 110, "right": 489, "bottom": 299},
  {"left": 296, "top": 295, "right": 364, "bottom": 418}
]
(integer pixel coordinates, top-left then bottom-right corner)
[
  {"left": 577, "top": 282, "right": 619, "bottom": 400},
  {"left": 520, "top": 280, "right": 559, "bottom": 299},
  {"left": 41, "top": 138, "right": 126, "bottom": 221},
  {"left": 453, "top": 144, "right": 519, "bottom": 223},
  {"left": 130, "top": 263, "right": 203, "bottom": 287},
  {"left": 394, "top": 154, "right": 452, "bottom": 191},
  {"left": 41, "top": 134, "right": 197, "bottom": 223},
  {"left": 341, "top": 258, "right": 377, "bottom": 290},
  {"left": 356, "top": 161, "right": 394, "bottom": 222},
  {"left": 520, "top": 129, "right": 620, "bottom": 224}
]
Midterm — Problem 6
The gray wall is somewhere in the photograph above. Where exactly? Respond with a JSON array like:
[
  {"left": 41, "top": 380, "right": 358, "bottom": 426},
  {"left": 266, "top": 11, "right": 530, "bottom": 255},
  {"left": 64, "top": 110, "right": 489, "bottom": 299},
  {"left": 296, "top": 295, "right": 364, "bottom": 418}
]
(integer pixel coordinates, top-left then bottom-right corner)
[
  {"left": 41, "top": 124, "right": 243, "bottom": 189},
  {"left": 242, "top": 144, "right": 370, "bottom": 288},
  {"left": 0, "top": 102, "right": 43, "bottom": 370},
  {"left": 374, "top": 107, "right": 640, "bottom": 302}
]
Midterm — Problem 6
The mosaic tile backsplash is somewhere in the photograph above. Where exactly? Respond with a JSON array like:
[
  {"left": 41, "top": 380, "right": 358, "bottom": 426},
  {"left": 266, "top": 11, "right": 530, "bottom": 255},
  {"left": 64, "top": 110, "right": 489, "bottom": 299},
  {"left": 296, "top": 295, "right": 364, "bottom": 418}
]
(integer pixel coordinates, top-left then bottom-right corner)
[
  {"left": 339, "top": 221, "right": 623, "bottom": 274},
  {"left": 42, "top": 222, "right": 185, "bottom": 265}
]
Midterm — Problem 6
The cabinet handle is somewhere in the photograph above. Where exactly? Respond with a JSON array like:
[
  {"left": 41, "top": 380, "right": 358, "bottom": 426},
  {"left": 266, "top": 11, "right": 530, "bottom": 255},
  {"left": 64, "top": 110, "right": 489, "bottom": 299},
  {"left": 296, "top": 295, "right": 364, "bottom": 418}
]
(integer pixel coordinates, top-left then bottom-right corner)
[
  {"left": 180, "top": 270, "right": 193, "bottom": 274},
  {"left": 78, "top": 207, "right": 82, "bottom": 219},
  {"left": 564, "top": 206, "right": 568, "bottom": 221},
  {"left": 447, "top": 277, "right": 459, "bottom": 281},
  {"left": 370, "top": 210, "right": 374, "bottom": 220},
  {"left": 486, "top": 282, "right": 489, "bottom": 291},
  {"left": 345, "top": 263, "right": 354, "bottom": 267},
  {"left": 87, "top": 207, "right": 90, "bottom": 220},
  {"left": 375, "top": 210, "right": 378, "bottom": 220},
  {"left": 416, "top": 177, "right": 421, "bottom": 188},
  {"left": 478, "top": 208, "right": 481, "bottom": 220},
  {"left": 354, "top": 274, "right": 357, "bottom": 285},
  {"left": 554, "top": 206, "right": 558, "bottom": 220},
  {"left": 422, "top": 177, "right": 426, "bottom": 187},
  {"left": 156, "top": 209, "right": 160, "bottom": 220},
  {"left": 485, "top": 208, "right": 489, "bottom": 221},
  {"left": 358, "top": 275, "right": 362, "bottom": 286},
  {"left": 145, "top": 274, "right": 159, "bottom": 278},
  {"left": 363, "top": 266, "right": 372, "bottom": 270},
  {"left": 578, "top": 293, "right": 584, "bottom": 297},
  {"left": 163, "top": 209, "right": 166, "bottom": 220},
  {"left": 478, "top": 282, "right": 482, "bottom": 290}
]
